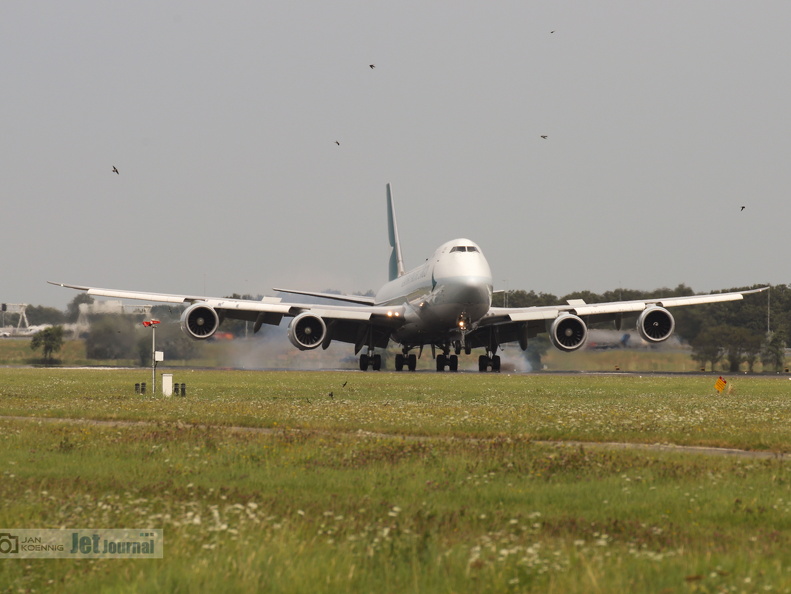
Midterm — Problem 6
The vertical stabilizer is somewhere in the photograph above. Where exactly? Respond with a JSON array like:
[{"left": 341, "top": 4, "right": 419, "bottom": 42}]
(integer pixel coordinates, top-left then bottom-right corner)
[{"left": 386, "top": 183, "right": 406, "bottom": 280}]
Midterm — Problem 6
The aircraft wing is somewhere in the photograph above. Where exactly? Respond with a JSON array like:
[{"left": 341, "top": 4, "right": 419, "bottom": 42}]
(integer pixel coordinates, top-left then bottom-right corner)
[
  {"left": 48, "top": 281, "right": 405, "bottom": 348},
  {"left": 470, "top": 286, "right": 768, "bottom": 349}
]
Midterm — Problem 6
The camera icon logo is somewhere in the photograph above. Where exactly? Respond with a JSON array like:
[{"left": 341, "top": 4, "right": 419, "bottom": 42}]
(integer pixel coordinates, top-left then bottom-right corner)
[{"left": 0, "top": 533, "right": 19, "bottom": 554}]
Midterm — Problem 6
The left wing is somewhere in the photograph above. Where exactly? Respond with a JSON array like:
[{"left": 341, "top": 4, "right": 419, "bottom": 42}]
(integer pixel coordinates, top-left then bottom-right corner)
[
  {"left": 469, "top": 287, "right": 768, "bottom": 352},
  {"left": 48, "top": 281, "right": 404, "bottom": 351}
]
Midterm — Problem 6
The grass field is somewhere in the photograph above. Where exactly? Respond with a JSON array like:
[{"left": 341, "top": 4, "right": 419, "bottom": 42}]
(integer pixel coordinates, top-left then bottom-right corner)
[{"left": 0, "top": 369, "right": 789, "bottom": 592}]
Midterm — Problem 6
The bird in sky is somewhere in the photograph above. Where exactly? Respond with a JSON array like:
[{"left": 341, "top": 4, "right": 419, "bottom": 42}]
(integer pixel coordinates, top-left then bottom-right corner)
[
  {"left": 741, "top": 206, "right": 746, "bottom": 211},
  {"left": 112, "top": 166, "right": 119, "bottom": 174},
  {"left": 335, "top": 140, "right": 340, "bottom": 146},
  {"left": 540, "top": 135, "right": 548, "bottom": 139},
  {"left": 551, "top": 30, "right": 555, "bottom": 33},
  {"left": 369, "top": 64, "right": 375, "bottom": 69}
]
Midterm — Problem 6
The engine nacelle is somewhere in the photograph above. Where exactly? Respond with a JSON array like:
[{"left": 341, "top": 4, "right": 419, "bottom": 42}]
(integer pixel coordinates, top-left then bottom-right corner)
[
  {"left": 287, "top": 313, "right": 327, "bottom": 350},
  {"left": 549, "top": 314, "right": 588, "bottom": 352},
  {"left": 180, "top": 304, "right": 220, "bottom": 339},
  {"left": 637, "top": 306, "right": 675, "bottom": 343}
]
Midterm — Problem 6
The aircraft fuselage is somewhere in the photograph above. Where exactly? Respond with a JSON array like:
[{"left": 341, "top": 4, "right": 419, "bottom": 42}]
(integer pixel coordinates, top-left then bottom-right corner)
[{"left": 375, "top": 238, "right": 492, "bottom": 346}]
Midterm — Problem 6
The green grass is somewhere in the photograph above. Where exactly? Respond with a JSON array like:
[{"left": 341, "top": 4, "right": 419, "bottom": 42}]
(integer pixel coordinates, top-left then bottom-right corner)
[
  {"left": 0, "top": 369, "right": 790, "bottom": 592},
  {"left": 0, "top": 369, "right": 789, "bottom": 450}
]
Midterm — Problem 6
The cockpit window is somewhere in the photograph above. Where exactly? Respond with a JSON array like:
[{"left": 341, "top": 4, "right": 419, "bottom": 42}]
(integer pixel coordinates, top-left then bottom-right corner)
[{"left": 450, "top": 246, "right": 479, "bottom": 253}]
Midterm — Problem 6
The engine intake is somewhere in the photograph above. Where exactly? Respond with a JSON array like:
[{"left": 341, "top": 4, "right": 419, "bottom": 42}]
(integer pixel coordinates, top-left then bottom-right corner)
[
  {"left": 180, "top": 304, "right": 220, "bottom": 339},
  {"left": 549, "top": 314, "right": 588, "bottom": 352},
  {"left": 288, "top": 313, "right": 327, "bottom": 350},
  {"left": 637, "top": 306, "right": 675, "bottom": 343}
]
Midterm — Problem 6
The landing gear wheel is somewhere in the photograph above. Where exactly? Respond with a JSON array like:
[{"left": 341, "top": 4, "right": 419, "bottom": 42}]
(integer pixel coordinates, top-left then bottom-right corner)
[
  {"left": 395, "top": 353, "right": 405, "bottom": 371},
  {"left": 449, "top": 354, "right": 458, "bottom": 371},
  {"left": 436, "top": 354, "right": 446, "bottom": 372},
  {"left": 477, "top": 354, "right": 501, "bottom": 372},
  {"left": 407, "top": 354, "right": 417, "bottom": 371},
  {"left": 360, "top": 354, "right": 369, "bottom": 371},
  {"left": 372, "top": 354, "right": 382, "bottom": 371}
]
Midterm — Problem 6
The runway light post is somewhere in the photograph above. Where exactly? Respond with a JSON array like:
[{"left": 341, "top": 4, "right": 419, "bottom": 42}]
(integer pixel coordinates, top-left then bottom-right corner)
[{"left": 142, "top": 319, "right": 162, "bottom": 395}]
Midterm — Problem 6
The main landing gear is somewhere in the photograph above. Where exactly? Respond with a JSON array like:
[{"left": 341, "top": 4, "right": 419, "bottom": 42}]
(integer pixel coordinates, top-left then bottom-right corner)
[
  {"left": 359, "top": 353, "right": 382, "bottom": 371},
  {"left": 394, "top": 352, "right": 417, "bottom": 371},
  {"left": 478, "top": 352, "right": 501, "bottom": 372},
  {"left": 436, "top": 353, "right": 459, "bottom": 372}
]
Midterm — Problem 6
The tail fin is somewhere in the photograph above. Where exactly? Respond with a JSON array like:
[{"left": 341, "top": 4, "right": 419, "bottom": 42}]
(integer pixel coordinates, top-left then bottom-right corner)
[{"left": 386, "top": 183, "right": 406, "bottom": 281}]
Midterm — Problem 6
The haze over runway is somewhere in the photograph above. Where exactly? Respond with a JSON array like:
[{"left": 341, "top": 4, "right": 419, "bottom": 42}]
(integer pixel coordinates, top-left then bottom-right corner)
[{"left": 3, "top": 1, "right": 790, "bottom": 308}]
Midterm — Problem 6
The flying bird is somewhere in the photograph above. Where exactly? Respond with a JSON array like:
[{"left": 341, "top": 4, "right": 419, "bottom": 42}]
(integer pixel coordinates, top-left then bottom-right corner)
[
  {"left": 741, "top": 206, "right": 746, "bottom": 211},
  {"left": 369, "top": 64, "right": 375, "bottom": 69},
  {"left": 328, "top": 391, "right": 334, "bottom": 400},
  {"left": 335, "top": 141, "right": 340, "bottom": 146},
  {"left": 540, "top": 135, "right": 548, "bottom": 139},
  {"left": 342, "top": 381, "right": 347, "bottom": 387},
  {"left": 112, "top": 166, "right": 119, "bottom": 174}
]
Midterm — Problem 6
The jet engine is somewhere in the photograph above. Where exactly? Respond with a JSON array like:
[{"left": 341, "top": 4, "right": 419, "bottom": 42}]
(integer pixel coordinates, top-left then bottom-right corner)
[
  {"left": 637, "top": 306, "right": 675, "bottom": 343},
  {"left": 180, "top": 304, "right": 220, "bottom": 339},
  {"left": 287, "top": 313, "right": 327, "bottom": 350},
  {"left": 549, "top": 314, "right": 588, "bottom": 352}
]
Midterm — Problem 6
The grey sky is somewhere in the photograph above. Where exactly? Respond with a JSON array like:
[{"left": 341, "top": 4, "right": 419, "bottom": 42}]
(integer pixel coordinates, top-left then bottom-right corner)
[{"left": 3, "top": 1, "right": 790, "bottom": 310}]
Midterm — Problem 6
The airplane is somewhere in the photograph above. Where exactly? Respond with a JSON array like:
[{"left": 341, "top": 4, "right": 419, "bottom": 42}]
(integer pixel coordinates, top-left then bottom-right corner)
[{"left": 50, "top": 184, "right": 766, "bottom": 372}]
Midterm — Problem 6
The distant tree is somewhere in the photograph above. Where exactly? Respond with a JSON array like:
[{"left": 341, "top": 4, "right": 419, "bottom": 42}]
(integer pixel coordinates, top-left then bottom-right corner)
[
  {"left": 26, "top": 305, "right": 66, "bottom": 326},
  {"left": 66, "top": 293, "right": 94, "bottom": 323},
  {"left": 690, "top": 326, "right": 727, "bottom": 371},
  {"left": 719, "top": 326, "right": 763, "bottom": 372},
  {"left": 762, "top": 330, "right": 787, "bottom": 372},
  {"left": 492, "top": 290, "right": 559, "bottom": 308},
  {"left": 137, "top": 322, "right": 200, "bottom": 365},
  {"left": 30, "top": 326, "right": 65, "bottom": 361},
  {"left": 85, "top": 316, "right": 136, "bottom": 360}
]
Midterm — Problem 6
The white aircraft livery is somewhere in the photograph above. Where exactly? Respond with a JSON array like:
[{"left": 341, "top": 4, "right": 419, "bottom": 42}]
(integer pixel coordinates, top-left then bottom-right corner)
[{"left": 51, "top": 184, "right": 766, "bottom": 372}]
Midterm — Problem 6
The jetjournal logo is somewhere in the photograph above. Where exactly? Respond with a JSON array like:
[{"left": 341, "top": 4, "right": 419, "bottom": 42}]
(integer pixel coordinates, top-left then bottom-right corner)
[{"left": 0, "top": 529, "right": 163, "bottom": 559}]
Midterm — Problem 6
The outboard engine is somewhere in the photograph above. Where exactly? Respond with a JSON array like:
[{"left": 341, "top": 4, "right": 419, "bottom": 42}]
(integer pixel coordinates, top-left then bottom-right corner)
[
  {"left": 287, "top": 313, "right": 327, "bottom": 350},
  {"left": 180, "top": 304, "right": 220, "bottom": 339},
  {"left": 549, "top": 314, "right": 588, "bottom": 352},
  {"left": 637, "top": 306, "right": 675, "bottom": 343}
]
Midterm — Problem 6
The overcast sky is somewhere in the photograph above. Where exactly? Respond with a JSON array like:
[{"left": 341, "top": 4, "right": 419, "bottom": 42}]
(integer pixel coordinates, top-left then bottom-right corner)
[{"left": 3, "top": 1, "right": 790, "bottom": 310}]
